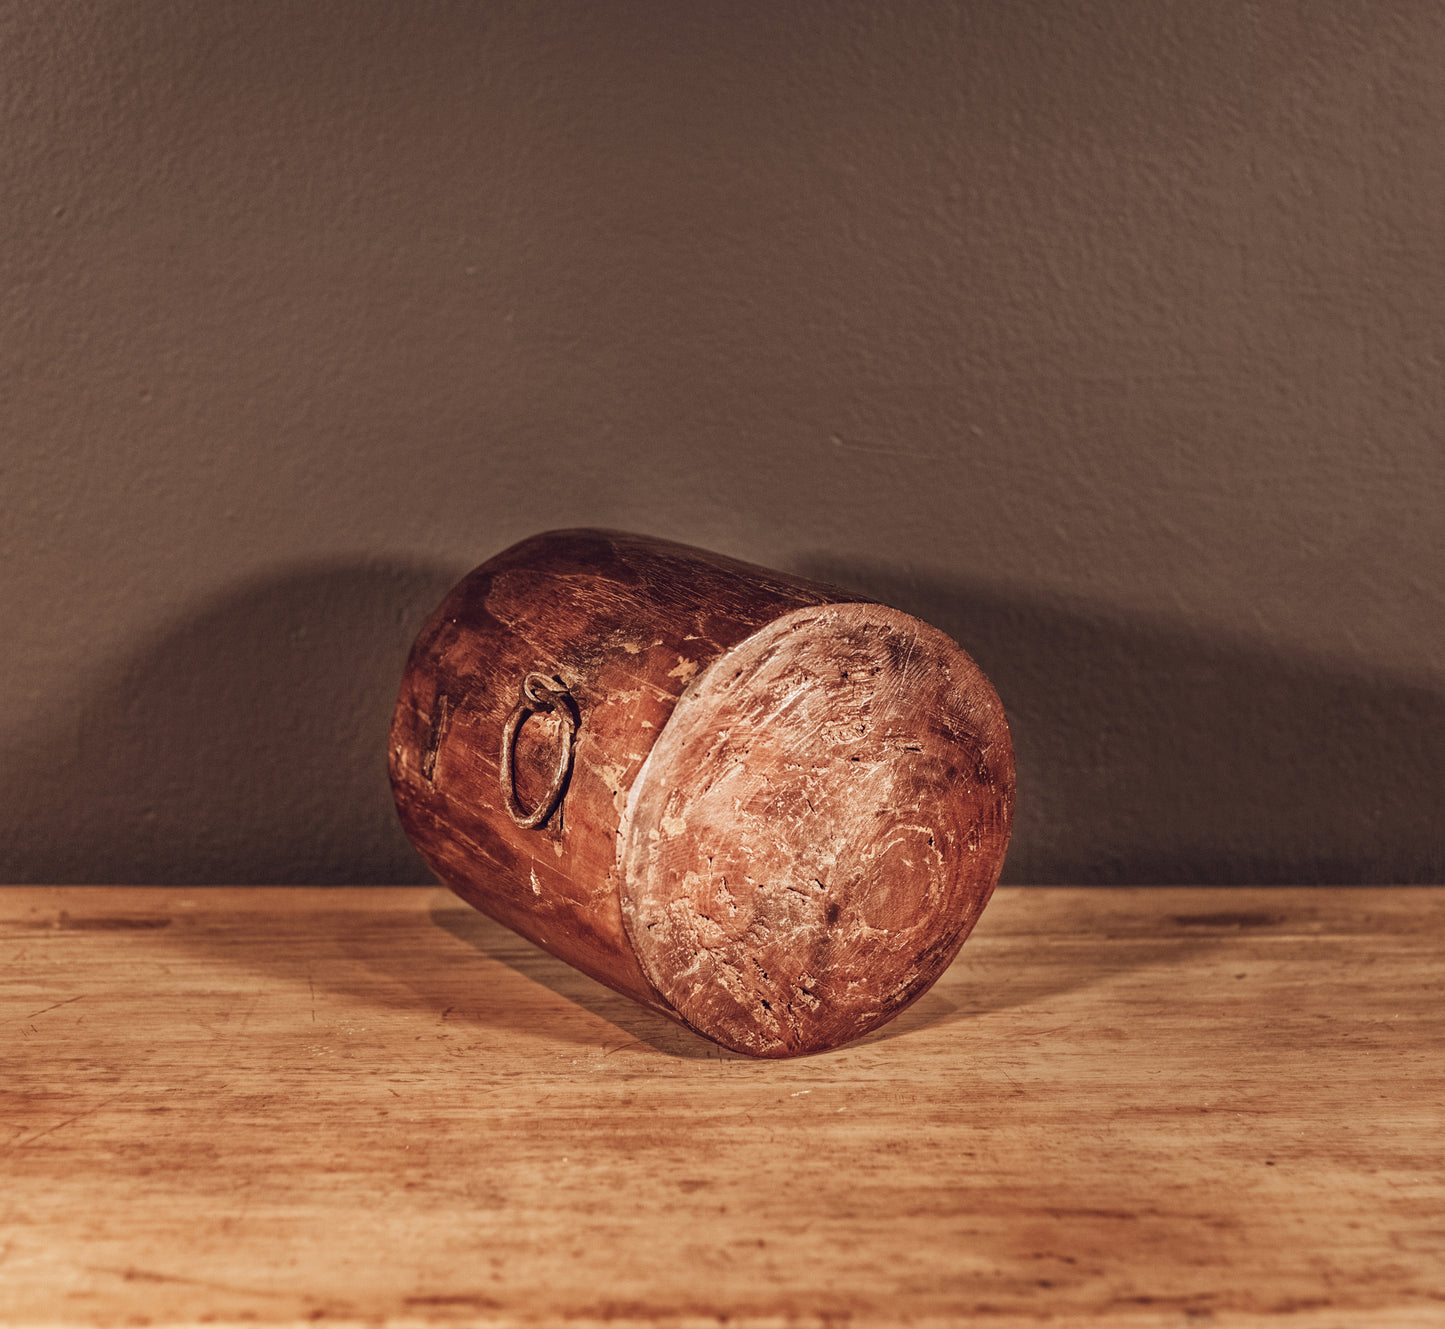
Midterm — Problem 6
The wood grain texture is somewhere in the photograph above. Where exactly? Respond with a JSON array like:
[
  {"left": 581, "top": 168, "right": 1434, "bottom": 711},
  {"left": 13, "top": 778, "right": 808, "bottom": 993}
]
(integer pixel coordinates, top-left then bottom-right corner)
[
  {"left": 389, "top": 529, "right": 1013, "bottom": 1057},
  {"left": 3, "top": 885, "right": 1442, "bottom": 1328},
  {"left": 389, "top": 529, "right": 858, "bottom": 1017},
  {"left": 622, "top": 603, "right": 1011, "bottom": 1057}
]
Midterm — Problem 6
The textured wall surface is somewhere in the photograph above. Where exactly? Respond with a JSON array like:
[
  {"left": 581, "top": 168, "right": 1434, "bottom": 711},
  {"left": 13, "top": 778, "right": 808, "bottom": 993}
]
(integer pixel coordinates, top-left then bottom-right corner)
[{"left": 3, "top": 1, "right": 1442, "bottom": 885}]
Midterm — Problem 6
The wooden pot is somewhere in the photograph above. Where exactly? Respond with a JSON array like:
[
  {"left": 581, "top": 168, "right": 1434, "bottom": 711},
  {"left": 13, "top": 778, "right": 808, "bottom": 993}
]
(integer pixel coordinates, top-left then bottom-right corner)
[{"left": 389, "top": 529, "right": 1014, "bottom": 1057}]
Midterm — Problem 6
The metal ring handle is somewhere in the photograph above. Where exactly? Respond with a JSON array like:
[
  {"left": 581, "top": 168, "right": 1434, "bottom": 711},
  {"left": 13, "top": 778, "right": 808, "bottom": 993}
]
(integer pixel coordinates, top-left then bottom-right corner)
[{"left": 499, "top": 672, "right": 577, "bottom": 830}]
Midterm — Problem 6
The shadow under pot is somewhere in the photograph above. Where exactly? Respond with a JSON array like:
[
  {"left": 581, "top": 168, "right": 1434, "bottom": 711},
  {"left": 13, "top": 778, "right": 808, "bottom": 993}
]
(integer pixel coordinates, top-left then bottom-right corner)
[{"left": 389, "top": 528, "right": 1014, "bottom": 1057}]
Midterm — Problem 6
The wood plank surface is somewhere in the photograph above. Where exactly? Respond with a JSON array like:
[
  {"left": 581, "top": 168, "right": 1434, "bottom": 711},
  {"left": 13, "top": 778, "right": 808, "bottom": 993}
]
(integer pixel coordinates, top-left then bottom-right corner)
[{"left": 2, "top": 886, "right": 1442, "bottom": 1328}]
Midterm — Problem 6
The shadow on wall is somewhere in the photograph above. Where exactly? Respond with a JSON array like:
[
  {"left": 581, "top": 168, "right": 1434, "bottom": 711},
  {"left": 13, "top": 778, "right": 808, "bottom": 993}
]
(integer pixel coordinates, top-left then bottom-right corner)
[
  {"left": 803, "top": 559, "right": 1445, "bottom": 886},
  {"left": 4, "top": 551, "right": 1441, "bottom": 886},
  {"left": 0, "top": 560, "right": 466, "bottom": 885}
]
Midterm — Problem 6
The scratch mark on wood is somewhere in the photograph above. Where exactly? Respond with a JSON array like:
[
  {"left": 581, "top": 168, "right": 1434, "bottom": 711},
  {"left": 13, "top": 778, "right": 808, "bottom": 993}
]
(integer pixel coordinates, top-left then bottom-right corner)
[
  {"left": 1172, "top": 911, "right": 1284, "bottom": 929},
  {"left": 11, "top": 1095, "right": 124, "bottom": 1149},
  {"left": 84, "top": 1264, "right": 316, "bottom": 1301},
  {"left": 54, "top": 913, "right": 171, "bottom": 931},
  {"left": 236, "top": 989, "right": 262, "bottom": 1035},
  {"left": 20, "top": 993, "right": 85, "bottom": 1021},
  {"left": 422, "top": 692, "right": 452, "bottom": 783}
]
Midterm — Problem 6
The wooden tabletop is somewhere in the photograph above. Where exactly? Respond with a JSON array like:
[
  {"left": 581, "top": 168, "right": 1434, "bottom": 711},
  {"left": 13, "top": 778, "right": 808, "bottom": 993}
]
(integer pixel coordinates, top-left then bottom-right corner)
[{"left": 3, "top": 886, "right": 1442, "bottom": 1328}]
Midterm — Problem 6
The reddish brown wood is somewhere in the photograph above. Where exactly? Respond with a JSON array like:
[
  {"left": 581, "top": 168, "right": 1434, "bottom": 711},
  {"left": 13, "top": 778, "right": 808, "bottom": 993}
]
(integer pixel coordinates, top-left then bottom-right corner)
[{"left": 389, "top": 529, "right": 1014, "bottom": 1056}]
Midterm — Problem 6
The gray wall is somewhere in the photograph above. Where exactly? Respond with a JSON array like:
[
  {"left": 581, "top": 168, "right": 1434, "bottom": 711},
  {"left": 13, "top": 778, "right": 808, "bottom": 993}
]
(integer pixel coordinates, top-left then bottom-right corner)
[{"left": 4, "top": 1, "right": 1442, "bottom": 886}]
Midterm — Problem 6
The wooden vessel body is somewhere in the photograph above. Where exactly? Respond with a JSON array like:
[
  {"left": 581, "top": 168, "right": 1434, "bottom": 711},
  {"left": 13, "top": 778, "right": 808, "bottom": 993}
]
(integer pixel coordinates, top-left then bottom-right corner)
[{"left": 389, "top": 529, "right": 1014, "bottom": 1056}]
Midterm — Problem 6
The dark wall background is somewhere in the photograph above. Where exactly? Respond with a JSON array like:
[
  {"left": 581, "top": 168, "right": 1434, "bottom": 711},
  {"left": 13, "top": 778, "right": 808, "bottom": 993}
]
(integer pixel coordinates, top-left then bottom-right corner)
[{"left": 3, "top": 1, "right": 1441, "bottom": 885}]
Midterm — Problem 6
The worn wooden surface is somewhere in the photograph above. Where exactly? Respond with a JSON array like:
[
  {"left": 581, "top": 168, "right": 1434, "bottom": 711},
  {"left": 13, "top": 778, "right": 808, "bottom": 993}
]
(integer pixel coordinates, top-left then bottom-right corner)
[
  {"left": 390, "top": 529, "right": 859, "bottom": 1018},
  {"left": 391, "top": 530, "right": 1012, "bottom": 1056},
  {"left": 3, "top": 886, "right": 1442, "bottom": 1328},
  {"left": 621, "top": 602, "right": 1011, "bottom": 1057}
]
